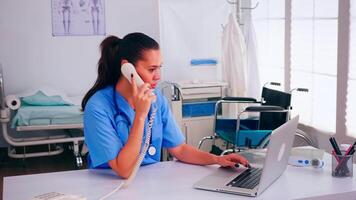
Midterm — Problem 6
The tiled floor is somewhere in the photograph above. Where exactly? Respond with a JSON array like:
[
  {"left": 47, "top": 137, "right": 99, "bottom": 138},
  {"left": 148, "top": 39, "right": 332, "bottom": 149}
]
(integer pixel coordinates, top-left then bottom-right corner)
[{"left": 0, "top": 145, "right": 87, "bottom": 198}]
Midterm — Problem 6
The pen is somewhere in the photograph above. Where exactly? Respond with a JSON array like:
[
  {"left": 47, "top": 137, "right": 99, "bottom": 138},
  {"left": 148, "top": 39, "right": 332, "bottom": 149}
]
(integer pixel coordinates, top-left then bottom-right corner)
[
  {"left": 331, "top": 150, "right": 340, "bottom": 162},
  {"left": 332, "top": 137, "right": 342, "bottom": 155},
  {"left": 329, "top": 137, "right": 342, "bottom": 155},
  {"left": 346, "top": 141, "right": 356, "bottom": 156}
]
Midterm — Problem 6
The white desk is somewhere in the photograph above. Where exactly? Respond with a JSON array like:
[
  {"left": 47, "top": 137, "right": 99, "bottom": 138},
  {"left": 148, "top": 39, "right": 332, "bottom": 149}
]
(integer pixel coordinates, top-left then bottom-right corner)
[{"left": 3, "top": 154, "right": 356, "bottom": 200}]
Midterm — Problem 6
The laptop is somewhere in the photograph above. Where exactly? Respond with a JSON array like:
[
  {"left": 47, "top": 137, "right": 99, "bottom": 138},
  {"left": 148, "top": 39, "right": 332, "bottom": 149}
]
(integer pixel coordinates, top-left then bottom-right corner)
[{"left": 193, "top": 116, "right": 299, "bottom": 197}]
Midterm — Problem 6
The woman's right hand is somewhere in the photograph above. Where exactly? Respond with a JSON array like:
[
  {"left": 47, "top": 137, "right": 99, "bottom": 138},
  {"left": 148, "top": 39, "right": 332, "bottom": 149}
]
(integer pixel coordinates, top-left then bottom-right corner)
[{"left": 131, "top": 74, "right": 156, "bottom": 119}]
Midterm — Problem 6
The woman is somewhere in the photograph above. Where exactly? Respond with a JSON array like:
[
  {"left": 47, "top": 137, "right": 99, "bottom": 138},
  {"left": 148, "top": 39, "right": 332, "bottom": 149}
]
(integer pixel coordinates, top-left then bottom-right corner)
[{"left": 82, "top": 32, "right": 249, "bottom": 178}]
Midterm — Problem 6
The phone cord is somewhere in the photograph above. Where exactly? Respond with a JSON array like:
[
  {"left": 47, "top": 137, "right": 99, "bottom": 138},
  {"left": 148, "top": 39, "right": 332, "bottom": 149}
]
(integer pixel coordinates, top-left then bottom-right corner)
[{"left": 99, "top": 107, "right": 157, "bottom": 200}]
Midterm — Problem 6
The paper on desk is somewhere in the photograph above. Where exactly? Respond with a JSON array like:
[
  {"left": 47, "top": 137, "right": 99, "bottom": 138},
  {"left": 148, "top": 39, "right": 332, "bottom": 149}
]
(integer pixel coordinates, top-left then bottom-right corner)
[{"left": 31, "top": 192, "right": 86, "bottom": 200}]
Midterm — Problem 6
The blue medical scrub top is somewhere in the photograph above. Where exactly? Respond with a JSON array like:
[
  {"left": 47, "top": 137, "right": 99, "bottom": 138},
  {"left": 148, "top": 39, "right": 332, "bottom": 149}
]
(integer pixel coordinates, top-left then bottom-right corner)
[{"left": 84, "top": 86, "right": 185, "bottom": 169}]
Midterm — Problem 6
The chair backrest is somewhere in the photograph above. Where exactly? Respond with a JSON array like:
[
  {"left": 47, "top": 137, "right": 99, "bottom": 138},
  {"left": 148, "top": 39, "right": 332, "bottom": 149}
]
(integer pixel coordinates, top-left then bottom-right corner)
[{"left": 259, "top": 87, "right": 291, "bottom": 130}]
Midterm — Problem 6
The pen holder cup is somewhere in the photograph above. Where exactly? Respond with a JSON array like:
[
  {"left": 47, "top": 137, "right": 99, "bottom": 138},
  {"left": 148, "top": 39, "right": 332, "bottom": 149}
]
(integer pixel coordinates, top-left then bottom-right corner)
[{"left": 332, "top": 152, "right": 353, "bottom": 178}]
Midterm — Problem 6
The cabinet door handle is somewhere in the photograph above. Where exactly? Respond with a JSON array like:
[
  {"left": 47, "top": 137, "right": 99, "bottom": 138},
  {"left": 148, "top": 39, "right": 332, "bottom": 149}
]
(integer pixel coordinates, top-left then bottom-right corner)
[{"left": 184, "top": 124, "right": 188, "bottom": 144}]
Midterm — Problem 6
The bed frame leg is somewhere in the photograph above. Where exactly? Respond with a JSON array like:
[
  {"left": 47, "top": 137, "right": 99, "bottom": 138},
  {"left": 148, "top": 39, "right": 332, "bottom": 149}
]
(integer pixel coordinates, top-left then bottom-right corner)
[{"left": 73, "top": 141, "right": 83, "bottom": 168}]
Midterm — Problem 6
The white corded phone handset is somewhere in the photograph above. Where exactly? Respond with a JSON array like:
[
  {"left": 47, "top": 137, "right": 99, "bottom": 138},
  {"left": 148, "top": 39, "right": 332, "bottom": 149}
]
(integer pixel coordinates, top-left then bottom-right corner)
[
  {"left": 121, "top": 63, "right": 145, "bottom": 87},
  {"left": 99, "top": 63, "right": 157, "bottom": 200}
]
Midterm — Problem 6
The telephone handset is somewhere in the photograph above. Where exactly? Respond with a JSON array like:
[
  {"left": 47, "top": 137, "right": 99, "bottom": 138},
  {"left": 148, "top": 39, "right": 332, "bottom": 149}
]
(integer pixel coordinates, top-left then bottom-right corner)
[
  {"left": 121, "top": 63, "right": 155, "bottom": 96},
  {"left": 121, "top": 63, "right": 145, "bottom": 87},
  {"left": 99, "top": 63, "right": 157, "bottom": 200}
]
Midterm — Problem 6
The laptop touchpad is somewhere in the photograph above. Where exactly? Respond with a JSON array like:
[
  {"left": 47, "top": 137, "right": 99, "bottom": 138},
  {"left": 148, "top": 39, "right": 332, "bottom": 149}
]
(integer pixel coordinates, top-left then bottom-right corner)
[
  {"left": 194, "top": 167, "right": 246, "bottom": 188},
  {"left": 208, "top": 167, "right": 246, "bottom": 181}
]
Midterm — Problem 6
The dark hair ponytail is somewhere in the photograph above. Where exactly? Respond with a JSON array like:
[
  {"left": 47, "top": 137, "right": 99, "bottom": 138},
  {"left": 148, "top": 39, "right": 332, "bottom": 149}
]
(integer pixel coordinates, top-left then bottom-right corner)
[{"left": 81, "top": 33, "right": 159, "bottom": 110}]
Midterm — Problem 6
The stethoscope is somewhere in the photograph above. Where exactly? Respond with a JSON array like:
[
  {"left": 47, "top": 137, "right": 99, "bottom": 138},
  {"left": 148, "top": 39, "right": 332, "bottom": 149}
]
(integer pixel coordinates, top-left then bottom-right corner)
[{"left": 113, "top": 88, "right": 157, "bottom": 156}]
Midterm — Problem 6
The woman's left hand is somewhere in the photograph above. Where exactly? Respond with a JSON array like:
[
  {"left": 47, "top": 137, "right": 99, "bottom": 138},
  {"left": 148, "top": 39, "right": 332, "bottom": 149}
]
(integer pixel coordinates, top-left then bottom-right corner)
[{"left": 215, "top": 153, "right": 250, "bottom": 168}]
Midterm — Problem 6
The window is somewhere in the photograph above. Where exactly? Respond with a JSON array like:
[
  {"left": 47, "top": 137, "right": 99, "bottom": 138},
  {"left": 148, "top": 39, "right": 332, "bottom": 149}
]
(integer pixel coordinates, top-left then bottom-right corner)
[
  {"left": 250, "top": 0, "right": 356, "bottom": 138},
  {"left": 290, "top": 0, "right": 338, "bottom": 133},
  {"left": 251, "top": 0, "right": 285, "bottom": 86},
  {"left": 346, "top": 0, "right": 356, "bottom": 137}
]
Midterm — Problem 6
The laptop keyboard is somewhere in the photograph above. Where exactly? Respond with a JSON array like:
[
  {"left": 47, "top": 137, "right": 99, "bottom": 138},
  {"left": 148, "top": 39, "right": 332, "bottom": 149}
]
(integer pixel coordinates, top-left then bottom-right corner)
[{"left": 226, "top": 167, "right": 262, "bottom": 189}]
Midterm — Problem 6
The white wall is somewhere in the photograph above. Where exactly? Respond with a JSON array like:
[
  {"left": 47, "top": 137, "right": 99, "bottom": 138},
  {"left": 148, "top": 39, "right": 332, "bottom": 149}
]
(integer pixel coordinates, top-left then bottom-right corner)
[
  {"left": 0, "top": 0, "right": 160, "bottom": 147},
  {"left": 159, "top": 0, "right": 229, "bottom": 83}
]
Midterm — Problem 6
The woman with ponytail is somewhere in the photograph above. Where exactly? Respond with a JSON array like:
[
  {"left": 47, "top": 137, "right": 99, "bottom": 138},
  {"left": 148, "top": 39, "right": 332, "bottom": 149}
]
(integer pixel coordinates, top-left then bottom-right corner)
[{"left": 83, "top": 32, "right": 249, "bottom": 178}]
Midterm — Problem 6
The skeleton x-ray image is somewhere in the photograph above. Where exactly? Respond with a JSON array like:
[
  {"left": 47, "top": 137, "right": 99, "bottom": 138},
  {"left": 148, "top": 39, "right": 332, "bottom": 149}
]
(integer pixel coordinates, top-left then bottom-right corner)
[{"left": 51, "top": 0, "right": 105, "bottom": 36}]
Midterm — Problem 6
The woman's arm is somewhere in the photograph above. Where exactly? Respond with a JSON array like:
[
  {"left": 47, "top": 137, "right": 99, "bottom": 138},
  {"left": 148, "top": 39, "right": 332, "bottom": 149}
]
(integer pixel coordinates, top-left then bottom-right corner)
[
  {"left": 108, "top": 76, "right": 156, "bottom": 178},
  {"left": 108, "top": 115, "right": 146, "bottom": 178},
  {"left": 168, "top": 143, "right": 249, "bottom": 167}
]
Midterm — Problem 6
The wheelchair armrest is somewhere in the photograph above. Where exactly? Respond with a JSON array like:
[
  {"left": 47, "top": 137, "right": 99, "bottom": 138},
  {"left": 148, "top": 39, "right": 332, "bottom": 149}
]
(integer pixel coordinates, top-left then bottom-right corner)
[
  {"left": 197, "top": 135, "right": 219, "bottom": 149},
  {"left": 245, "top": 105, "right": 286, "bottom": 112},
  {"left": 221, "top": 96, "right": 258, "bottom": 103}
]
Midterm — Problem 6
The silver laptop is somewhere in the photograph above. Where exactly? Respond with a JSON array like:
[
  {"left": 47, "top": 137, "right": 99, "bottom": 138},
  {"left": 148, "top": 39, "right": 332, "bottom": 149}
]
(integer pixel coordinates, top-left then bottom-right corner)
[{"left": 194, "top": 116, "right": 299, "bottom": 197}]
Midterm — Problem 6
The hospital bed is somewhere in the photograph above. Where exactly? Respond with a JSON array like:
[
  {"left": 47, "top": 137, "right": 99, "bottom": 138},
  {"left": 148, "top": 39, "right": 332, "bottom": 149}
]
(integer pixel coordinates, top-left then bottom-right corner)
[{"left": 0, "top": 68, "right": 84, "bottom": 168}]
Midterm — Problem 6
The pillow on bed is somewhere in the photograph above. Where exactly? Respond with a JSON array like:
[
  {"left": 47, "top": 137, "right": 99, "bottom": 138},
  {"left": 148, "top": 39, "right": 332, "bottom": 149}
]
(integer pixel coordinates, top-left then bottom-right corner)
[{"left": 21, "top": 91, "right": 73, "bottom": 106}]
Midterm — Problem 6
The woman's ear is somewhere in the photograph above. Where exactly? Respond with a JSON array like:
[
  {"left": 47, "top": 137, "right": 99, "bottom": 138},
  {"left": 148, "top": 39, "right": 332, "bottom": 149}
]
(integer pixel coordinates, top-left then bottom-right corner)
[{"left": 121, "top": 59, "right": 128, "bottom": 66}]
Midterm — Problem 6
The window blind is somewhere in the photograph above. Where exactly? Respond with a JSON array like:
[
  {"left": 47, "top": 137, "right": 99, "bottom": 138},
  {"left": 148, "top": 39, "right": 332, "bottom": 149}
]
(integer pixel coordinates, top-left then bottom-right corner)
[
  {"left": 251, "top": 0, "right": 285, "bottom": 88},
  {"left": 290, "top": 0, "right": 338, "bottom": 132},
  {"left": 346, "top": 0, "right": 356, "bottom": 137}
]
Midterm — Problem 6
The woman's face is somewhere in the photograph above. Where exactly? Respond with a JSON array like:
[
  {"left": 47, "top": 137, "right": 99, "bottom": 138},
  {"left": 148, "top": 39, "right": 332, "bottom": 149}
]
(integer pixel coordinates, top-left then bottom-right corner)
[{"left": 135, "top": 49, "right": 162, "bottom": 89}]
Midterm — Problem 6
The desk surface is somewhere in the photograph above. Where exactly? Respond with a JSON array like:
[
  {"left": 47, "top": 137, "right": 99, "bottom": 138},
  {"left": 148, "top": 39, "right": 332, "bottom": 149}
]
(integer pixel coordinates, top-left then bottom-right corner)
[{"left": 3, "top": 154, "right": 356, "bottom": 200}]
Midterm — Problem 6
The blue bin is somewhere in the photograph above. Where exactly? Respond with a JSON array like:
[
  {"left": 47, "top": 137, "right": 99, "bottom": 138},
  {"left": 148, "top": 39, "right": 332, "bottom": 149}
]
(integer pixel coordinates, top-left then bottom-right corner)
[
  {"left": 182, "top": 101, "right": 216, "bottom": 118},
  {"left": 216, "top": 129, "right": 272, "bottom": 148}
]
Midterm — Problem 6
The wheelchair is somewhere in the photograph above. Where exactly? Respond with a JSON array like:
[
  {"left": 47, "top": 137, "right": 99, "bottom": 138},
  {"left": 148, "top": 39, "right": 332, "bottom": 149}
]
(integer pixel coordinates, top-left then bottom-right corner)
[{"left": 198, "top": 82, "right": 315, "bottom": 155}]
